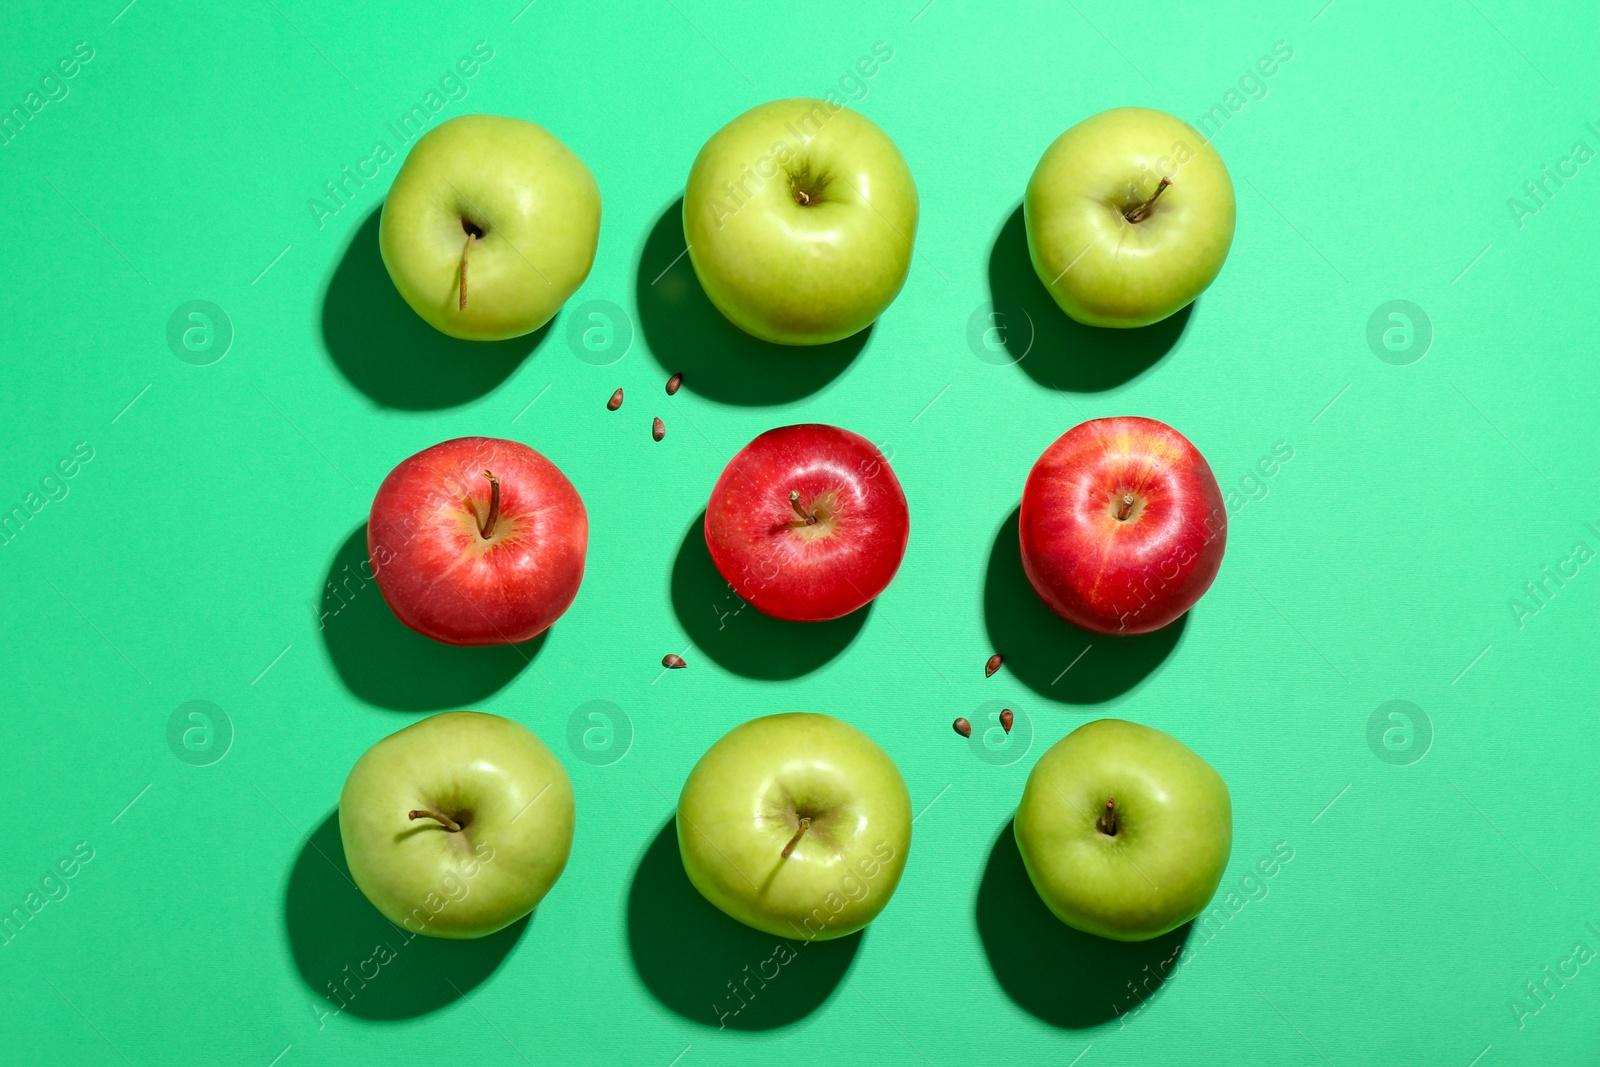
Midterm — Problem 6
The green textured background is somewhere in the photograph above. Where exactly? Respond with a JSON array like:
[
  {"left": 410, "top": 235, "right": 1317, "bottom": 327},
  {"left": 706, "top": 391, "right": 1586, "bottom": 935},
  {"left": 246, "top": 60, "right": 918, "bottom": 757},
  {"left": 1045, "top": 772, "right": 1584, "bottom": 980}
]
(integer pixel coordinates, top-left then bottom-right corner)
[{"left": 3, "top": 1, "right": 1596, "bottom": 1064}]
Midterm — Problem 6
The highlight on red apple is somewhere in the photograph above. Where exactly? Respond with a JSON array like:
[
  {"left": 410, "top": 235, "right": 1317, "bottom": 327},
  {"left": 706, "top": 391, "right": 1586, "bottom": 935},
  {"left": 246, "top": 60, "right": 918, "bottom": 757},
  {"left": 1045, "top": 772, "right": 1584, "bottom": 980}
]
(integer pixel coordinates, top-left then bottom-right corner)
[
  {"left": 368, "top": 436, "right": 588, "bottom": 645},
  {"left": 1019, "top": 416, "right": 1225, "bottom": 635},
  {"left": 704, "top": 423, "right": 909, "bottom": 622}
]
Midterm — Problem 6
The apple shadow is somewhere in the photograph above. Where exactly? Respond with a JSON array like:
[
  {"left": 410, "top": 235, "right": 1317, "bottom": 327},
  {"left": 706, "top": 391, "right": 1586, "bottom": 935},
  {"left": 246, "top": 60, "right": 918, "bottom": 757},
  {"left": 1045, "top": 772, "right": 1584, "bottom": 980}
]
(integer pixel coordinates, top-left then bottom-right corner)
[
  {"left": 986, "top": 204, "right": 1193, "bottom": 392},
  {"left": 670, "top": 509, "right": 870, "bottom": 680},
  {"left": 635, "top": 197, "right": 869, "bottom": 405},
  {"left": 320, "top": 208, "right": 550, "bottom": 410},
  {"left": 319, "top": 522, "right": 543, "bottom": 711},
  {"left": 283, "top": 809, "right": 528, "bottom": 1021},
  {"left": 626, "top": 817, "right": 862, "bottom": 1029},
  {"left": 983, "top": 507, "right": 1185, "bottom": 704},
  {"left": 976, "top": 817, "right": 1190, "bottom": 1029}
]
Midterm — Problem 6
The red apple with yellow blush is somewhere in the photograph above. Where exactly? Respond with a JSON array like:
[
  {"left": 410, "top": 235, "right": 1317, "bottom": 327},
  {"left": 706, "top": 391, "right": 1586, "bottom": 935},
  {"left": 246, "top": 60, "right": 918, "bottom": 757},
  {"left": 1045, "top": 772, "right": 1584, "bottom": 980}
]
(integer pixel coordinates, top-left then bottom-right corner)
[
  {"left": 1020, "top": 417, "right": 1225, "bottom": 634},
  {"left": 369, "top": 437, "right": 587, "bottom": 645},
  {"left": 704, "top": 424, "right": 908, "bottom": 622}
]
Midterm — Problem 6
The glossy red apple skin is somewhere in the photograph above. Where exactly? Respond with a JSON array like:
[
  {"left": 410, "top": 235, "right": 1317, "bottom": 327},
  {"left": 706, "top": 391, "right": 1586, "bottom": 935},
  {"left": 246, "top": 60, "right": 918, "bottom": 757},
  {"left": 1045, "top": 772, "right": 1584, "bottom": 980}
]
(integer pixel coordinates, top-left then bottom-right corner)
[
  {"left": 705, "top": 424, "right": 909, "bottom": 622},
  {"left": 1020, "top": 417, "right": 1225, "bottom": 635},
  {"left": 369, "top": 437, "right": 587, "bottom": 645}
]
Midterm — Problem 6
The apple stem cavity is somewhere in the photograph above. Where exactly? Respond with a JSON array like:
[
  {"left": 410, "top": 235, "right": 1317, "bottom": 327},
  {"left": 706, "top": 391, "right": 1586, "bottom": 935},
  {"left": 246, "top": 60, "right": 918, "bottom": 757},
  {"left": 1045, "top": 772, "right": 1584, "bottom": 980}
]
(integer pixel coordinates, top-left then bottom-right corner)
[
  {"left": 477, "top": 469, "right": 501, "bottom": 540},
  {"left": 1096, "top": 798, "right": 1119, "bottom": 837},
  {"left": 1123, "top": 177, "right": 1171, "bottom": 223},
  {"left": 409, "top": 808, "right": 463, "bottom": 833},
  {"left": 788, "top": 490, "right": 818, "bottom": 527},
  {"left": 787, "top": 161, "right": 829, "bottom": 207},
  {"left": 781, "top": 816, "right": 811, "bottom": 859},
  {"left": 1115, "top": 492, "right": 1137, "bottom": 521}
]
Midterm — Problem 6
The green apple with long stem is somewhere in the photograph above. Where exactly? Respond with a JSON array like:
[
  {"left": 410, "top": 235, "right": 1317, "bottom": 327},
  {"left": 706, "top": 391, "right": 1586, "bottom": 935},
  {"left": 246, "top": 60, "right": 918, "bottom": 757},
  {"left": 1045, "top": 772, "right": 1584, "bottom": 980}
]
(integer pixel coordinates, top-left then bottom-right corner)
[
  {"left": 380, "top": 114, "right": 601, "bottom": 341},
  {"left": 339, "top": 711, "right": 575, "bottom": 939},
  {"left": 683, "top": 98, "right": 918, "bottom": 345},
  {"left": 677, "top": 713, "right": 911, "bottom": 940},
  {"left": 1014, "top": 719, "right": 1231, "bottom": 941},
  {"left": 1025, "top": 106, "right": 1234, "bottom": 328}
]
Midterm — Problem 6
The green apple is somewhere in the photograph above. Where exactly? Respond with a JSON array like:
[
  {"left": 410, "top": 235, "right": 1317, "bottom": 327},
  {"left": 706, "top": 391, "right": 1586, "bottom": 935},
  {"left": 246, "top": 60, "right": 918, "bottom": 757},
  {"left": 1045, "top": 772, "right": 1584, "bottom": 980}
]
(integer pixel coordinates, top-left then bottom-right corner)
[
  {"left": 380, "top": 114, "right": 601, "bottom": 341},
  {"left": 1015, "top": 718, "right": 1231, "bottom": 941},
  {"left": 1025, "top": 106, "right": 1235, "bottom": 328},
  {"left": 677, "top": 713, "right": 911, "bottom": 940},
  {"left": 339, "top": 711, "right": 575, "bottom": 939},
  {"left": 683, "top": 98, "right": 918, "bottom": 345}
]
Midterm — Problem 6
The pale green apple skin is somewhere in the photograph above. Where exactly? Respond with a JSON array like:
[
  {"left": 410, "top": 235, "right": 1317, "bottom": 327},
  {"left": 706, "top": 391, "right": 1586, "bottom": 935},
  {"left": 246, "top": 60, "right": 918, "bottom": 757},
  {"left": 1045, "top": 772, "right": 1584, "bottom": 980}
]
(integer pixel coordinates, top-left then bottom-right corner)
[
  {"left": 683, "top": 98, "right": 919, "bottom": 345},
  {"left": 1024, "top": 107, "right": 1235, "bottom": 328},
  {"left": 677, "top": 713, "right": 912, "bottom": 940},
  {"left": 1015, "top": 718, "right": 1231, "bottom": 942},
  {"left": 339, "top": 711, "right": 575, "bottom": 940},
  {"left": 379, "top": 114, "right": 601, "bottom": 341}
]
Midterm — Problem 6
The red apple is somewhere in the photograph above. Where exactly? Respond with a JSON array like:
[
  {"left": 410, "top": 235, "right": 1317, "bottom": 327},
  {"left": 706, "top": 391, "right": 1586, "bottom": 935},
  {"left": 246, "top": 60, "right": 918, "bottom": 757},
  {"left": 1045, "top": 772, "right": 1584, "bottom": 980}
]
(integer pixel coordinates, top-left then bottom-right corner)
[
  {"left": 369, "top": 437, "right": 587, "bottom": 645},
  {"left": 705, "top": 424, "right": 908, "bottom": 622},
  {"left": 1020, "top": 417, "right": 1225, "bottom": 635}
]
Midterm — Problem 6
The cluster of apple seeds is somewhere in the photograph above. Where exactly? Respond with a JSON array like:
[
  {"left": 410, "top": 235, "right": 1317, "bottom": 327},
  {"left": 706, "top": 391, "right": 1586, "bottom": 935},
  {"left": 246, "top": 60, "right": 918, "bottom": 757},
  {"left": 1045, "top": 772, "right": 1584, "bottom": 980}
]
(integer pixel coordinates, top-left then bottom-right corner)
[
  {"left": 952, "top": 710, "right": 1013, "bottom": 740},
  {"left": 606, "top": 374, "right": 678, "bottom": 422},
  {"left": 651, "top": 374, "right": 681, "bottom": 440},
  {"left": 959, "top": 655, "right": 1008, "bottom": 742}
]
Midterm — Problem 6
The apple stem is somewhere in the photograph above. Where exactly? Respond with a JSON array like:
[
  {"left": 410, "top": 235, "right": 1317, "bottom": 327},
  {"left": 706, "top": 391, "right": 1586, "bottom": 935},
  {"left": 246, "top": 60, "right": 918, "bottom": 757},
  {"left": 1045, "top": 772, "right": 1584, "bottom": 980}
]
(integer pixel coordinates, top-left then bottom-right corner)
[
  {"left": 409, "top": 809, "right": 462, "bottom": 832},
  {"left": 781, "top": 817, "right": 811, "bottom": 859},
  {"left": 459, "top": 231, "right": 474, "bottom": 310},
  {"left": 1116, "top": 492, "right": 1137, "bottom": 521},
  {"left": 788, "top": 490, "right": 817, "bottom": 527},
  {"left": 478, "top": 469, "right": 501, "bottom": 539},
  {"left": 1124, "top": 177, "right": 1171, "bottom": 223},
  {"left": 1096, "top": 799, "right": 1118, "bottom": 836}
]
